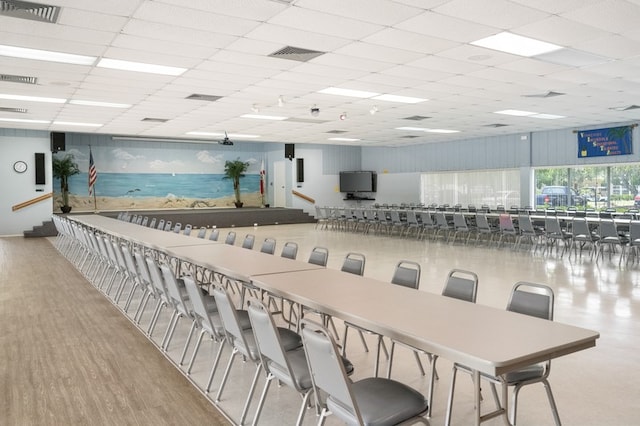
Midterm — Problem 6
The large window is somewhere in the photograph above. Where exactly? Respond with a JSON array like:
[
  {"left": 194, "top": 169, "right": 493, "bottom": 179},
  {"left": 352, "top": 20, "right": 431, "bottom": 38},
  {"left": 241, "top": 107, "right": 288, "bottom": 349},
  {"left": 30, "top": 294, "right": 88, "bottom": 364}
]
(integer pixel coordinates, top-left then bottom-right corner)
[
  {"left": 421, "top": 169, "right": 520, "bottom": 207},
  {"left": 534, "top": 164, "right": 640, "bottom": 210}
]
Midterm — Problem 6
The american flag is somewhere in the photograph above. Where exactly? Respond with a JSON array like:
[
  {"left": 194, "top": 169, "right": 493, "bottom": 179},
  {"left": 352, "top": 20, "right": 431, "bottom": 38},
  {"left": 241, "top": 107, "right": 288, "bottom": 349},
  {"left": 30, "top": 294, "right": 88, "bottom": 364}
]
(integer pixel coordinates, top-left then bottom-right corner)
[{"left": 88, "top": 148, "right": 97, "bottom": 195}]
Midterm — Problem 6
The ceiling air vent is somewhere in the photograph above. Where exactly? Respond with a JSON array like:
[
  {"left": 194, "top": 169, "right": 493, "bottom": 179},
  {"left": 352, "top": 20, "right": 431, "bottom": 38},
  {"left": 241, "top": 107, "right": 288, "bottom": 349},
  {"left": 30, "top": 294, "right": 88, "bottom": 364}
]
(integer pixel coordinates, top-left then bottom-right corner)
[
  {"left": 609, "top": 105, "right": 640, "bottom": 111},
  {"left": 524, "top": 91, "right": 565, "bottom": 98},
  {"left": 326, "top": 130, "right": 347, "bottom": 134},
  {"left": 401, "top": 135, "right": 420, "bottom": 138},
  {"left": 186, "top": 94, "right": 222, "bottom": 102},
  {"left": 403, "top": 115, "right": 431, "bottom": 121},
  {"left": 142, "top": 117, "right": 169, "bottom": 123},
  {"left": 268, "top": 46, "right": 325, "bottom": 62},
  {"left": 285, "top": 117, "right": 329, "bottom": 124},
  {"left": 0, "top": 0, "right": 61, "bottom": 23},
  {"left": 0, "top": 106, "right": 27, "bottom": 113},
  {"left": 0, "top": 73, "right": 37, "bottom": 84},
  {"left": 485, "top": 123, "right": 509, "bottom": 127}
]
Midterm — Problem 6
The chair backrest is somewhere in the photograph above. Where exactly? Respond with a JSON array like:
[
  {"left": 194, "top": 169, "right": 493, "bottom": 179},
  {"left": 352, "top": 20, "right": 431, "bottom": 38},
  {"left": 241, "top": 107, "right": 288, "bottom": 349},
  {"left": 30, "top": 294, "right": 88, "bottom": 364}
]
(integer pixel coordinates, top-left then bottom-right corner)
[
  {"left": 134, "top": 250, "right": 157, "bottom": 296},
  {"left": 499, "top": 214, "right": 515, "bottom": 232},
  {"left": 453, "top": 213, "right": 468, "bottom": 230},
  {"left": 599, "top": 219, "right": 619, "bottom": 239},
  {"left": 308, "top": 246, "right": 329, "bottom": 266},
  {"left": 518, "top": 214, "right": 535, "bottom": 233},
  {"left": 183, "top": 224, "right": 192, "bottom": 236},
  {"left": 141, "top": 216, "right": 149, "bottom": 227},
  {"left": 157, "top": 219, "right": 165, "bottom": 230},
  {"left": 163, "top": 220, "right": 173, "bottom": 232},
  {"left": 247, "top": 298, "right": 298, "bottom": 388},
  {"left": 149, "top": 217, "right": 157, "bottom": 229},
  {"left": 391, "top": 260, "right": 420, "bottom": 289},
  {"left": 209, "top": 228, "right": 220, "bottom": 241},
  {"left": 300, "top": 320, "right": 362, "bottom": 423},
  {"left": 420, "top": 211, "right": 434, "bottom": 226},
  {"left": 242, "top": 234, "right": 255, "bottom": 249},
  {"left": 211, "top": 285, "right": 254, "bottom": 359},
  {"left": 183, "top": 275, "right": 221, "bottom": 338},
  {"left": 572, "top": 217, "right": 591, "bottom": 237},
  {"left": 442, "top": 269, "right": 478, "bottom": 303},
  {"left": 173, "top": 222, "right": 182, "bottom": 233},
  {"left": 630, "top": 220, "right": 640, "bottom": 243},
  {"left": 145, "top": 255, "right": 169, "bottom": 302},
  {"left": 544, "top": 217, "right": 563, "bottom": 235},
  {"left": 136, "top": 215, "right": 143, "bottom": 225},
  {"left": 196, "top": 227, "right": 207, "bottom": 239},
  {"left": 160, "top": 263, "right": 190, "bottom": 317},
  {"left": 507, "top": 282, "right": 554, "bottom": 321},
  {"left": 476, "top": 213, "right": 491, "bottom": 230},
  {"left": 341, "top": 252, "right": 365, "bottom": 276},
  {"left": 435, "top": 212, "right": 449, "bottom": 228},
  {"left": 260, "top": 238, "right": 276, "bottom": 255},
  {"left": 280, "top": 242, "right": 298, "bottom": 260},
  {"left": 225, "top": 231, "right": 236, "bottom": 245}
]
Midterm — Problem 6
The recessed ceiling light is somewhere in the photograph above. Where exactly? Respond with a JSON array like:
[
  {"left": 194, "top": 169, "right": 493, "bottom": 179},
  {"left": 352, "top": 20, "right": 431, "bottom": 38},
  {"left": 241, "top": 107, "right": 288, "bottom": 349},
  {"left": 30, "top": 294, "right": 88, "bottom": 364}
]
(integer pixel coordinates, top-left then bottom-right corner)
[
  {"left": 0, "top": 44, "right": 96, "bottom": 65},
  {"left": 0, "top": 117, "right": 50, "bottom": 124},
  {"left": 471, "top": 32, "right": 563, "bottom": 57},
  {"left": 373, "top": 94, "right": 427, "bottom": 104},
  {"left": 494, "top": 109, "right": 537, "bottom": 116},
  {"left": 52, "top": 121, "right": 103, "bottom": 127},
  {"left": 69, "top": 100, "right": 132, "bottom": 108},
  {"left": 318, "top": 87, "right": 380, "bottom": 98},
  {"left": 328, "top": 137, "right": 360, "bottom": 141},
  {"left": 97, "top": 58, "right": 187, "bottom": 76},
  {"left": 240, "top": 114, "right": 288, "bottom": 121},
  {"left": 0, "top": 93, "right": 66, "bottom": 103},
  {"left": 186, "top": 131, "right": 260, "bottom": 138}
]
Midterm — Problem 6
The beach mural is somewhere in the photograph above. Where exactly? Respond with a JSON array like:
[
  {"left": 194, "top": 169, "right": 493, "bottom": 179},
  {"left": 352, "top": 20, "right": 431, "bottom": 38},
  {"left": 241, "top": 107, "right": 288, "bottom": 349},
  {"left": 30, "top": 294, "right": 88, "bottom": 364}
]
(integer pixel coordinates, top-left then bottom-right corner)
[{"left": 52, "top": 139, "right": 264, "bottom": 212}]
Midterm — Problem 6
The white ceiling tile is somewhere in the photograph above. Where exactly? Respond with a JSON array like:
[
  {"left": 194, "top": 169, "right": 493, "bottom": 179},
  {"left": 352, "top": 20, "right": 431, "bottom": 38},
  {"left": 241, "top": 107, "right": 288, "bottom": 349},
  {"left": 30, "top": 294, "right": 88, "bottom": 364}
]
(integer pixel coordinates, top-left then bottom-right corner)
[
  {"left": 432, "top": 0, "right": 551, "bottom": 29},
  {"left": 243, "top": 23, "right": 351, "bottom": 52},
  {"left": 574, "top": 35, "right": 640, "bottom": 60},
  {"left": 295, "top": 0, "right": 421, "bottom": 25},
  {"left": 333, "top": 41, "right": 425, "bottom": 64},
  {"left": 122, "top": 19, "right": 240, "bottom": 49},
  {"left": 362, "top": 28, "right": 460, "bottom": 54},
  {"left": 395, "top": 11, "right": 497, "bottom": 42},
  {"left": 560, "top": 0, "right": 640, "bottom": 33},
  {"left": 509, "top": 0, "right": 603, "bottom": 14}
]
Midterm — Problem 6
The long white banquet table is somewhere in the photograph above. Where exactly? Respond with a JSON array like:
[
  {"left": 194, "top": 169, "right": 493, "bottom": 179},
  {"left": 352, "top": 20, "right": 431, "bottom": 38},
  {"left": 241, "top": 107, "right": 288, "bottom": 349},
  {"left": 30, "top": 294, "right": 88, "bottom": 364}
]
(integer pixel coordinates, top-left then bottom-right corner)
[
  {"left": 68, "top": 214, "right": 217, "bottom": 249},
  {"left": 251, "top": 267, "right": 599, "bottom": 426},
  {"left": 165, "top": 243, "right": 323, "bottom": 283}
]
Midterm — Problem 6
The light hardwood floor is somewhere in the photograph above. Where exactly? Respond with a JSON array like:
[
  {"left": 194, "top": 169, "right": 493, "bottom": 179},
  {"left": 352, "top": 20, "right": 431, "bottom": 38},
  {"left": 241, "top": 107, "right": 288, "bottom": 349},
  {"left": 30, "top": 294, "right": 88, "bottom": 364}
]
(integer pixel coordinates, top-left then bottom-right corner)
[{"left": 4, "top": 221, "right": 639, "bottom": 425}]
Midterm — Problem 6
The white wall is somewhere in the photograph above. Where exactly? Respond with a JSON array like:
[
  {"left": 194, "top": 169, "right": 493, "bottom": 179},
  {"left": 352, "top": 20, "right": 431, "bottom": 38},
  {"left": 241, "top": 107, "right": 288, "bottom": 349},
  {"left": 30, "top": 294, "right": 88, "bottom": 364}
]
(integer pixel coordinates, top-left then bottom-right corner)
[{"left": 0, "top": 129, "right": 53, "bottom": 235}]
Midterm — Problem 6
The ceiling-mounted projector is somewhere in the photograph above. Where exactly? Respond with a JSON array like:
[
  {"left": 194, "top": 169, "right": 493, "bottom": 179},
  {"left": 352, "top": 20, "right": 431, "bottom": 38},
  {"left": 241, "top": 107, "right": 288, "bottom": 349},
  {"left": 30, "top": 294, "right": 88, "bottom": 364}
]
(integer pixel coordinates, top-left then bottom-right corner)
[{"left": 219, "top": 131, "right": 234, "bottom": 145}]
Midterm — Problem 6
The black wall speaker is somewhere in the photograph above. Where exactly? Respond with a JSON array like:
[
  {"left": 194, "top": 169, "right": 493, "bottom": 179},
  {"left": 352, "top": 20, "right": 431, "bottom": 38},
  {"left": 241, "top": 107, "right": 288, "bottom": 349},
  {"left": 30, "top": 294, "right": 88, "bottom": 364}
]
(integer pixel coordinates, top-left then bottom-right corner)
[
  {"left": 50, "top": 132, "right": 65, "bottom": 152},
  {"left": 285, "top": 143, "right": 295, "bottom": 160},
  {"left": 296, "top": 158, "right": 304, "bottom": 183},
  {"left": 35, "top": 152, "right": 45, "bottom": 185}
]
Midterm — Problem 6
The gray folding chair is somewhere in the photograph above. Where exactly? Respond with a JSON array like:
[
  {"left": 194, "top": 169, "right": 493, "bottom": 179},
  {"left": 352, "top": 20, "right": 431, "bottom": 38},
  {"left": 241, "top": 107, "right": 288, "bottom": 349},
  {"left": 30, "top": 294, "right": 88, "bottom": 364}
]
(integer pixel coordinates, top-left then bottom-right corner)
[
  {"left": 209, "top": 228, "right": 220, "bottom": 241},
  {"left": 242, "top": 234, "right": 255, "bottom": 250},
  {"left": 568, "top": 217, "right": 598, "bottom": 259},
  {"left": 183, "top": 223, "right": 192, "bottom": 236},
  {"left": 446, "top": 282, "right": 560, "bottom": 426},
  {"left": 196, "top": 227, "right": 207, "bottom": 239},
  {"left": 173, "top": 222, "right": 182, "bottom": 233},
  {"left": 280, "top": 242, "right": 298, "bottom": 260},
  {"left": 260, "top": 237, "right": 276, "bottom": 255},
  {"left": 307, "top": 246, "right": 329, "bottom": 266},
  {"left": 224, "top": 231, "right": 236, "bottom": 245},
  {"left": 212, "top": 285, "right": 302, "bottom": 424},
  {"left": 301, "top": 319, "right": 428, "bottom": 426}
]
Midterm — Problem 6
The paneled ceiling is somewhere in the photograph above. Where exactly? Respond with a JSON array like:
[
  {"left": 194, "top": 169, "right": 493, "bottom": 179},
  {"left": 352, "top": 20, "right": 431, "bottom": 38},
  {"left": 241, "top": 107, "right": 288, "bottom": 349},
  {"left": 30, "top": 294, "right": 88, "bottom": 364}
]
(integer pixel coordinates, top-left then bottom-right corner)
[{"left": 1, "top": 0, "right": 640, "bottom": 146}]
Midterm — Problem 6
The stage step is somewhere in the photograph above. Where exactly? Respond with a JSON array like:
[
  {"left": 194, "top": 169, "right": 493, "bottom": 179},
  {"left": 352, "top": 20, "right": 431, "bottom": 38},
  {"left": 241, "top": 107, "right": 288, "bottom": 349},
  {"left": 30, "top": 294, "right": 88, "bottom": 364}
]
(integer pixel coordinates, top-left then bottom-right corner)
[{"left": 24, "top": 220, "right": 57, "bottom": 238}]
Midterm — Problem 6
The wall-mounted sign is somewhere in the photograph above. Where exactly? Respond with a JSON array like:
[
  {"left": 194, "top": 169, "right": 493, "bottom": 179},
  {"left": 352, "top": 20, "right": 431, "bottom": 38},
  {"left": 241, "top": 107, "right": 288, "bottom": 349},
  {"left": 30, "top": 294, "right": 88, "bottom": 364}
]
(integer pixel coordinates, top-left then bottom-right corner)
[{"left": 577, "top": 125, "right": 633, "bottom": 158}]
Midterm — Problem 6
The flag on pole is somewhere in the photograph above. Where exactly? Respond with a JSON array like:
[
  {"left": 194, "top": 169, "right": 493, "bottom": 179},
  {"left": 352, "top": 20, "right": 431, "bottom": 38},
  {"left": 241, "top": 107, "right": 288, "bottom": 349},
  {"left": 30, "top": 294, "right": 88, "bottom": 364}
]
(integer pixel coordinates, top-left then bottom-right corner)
[
  {"left": 259, "top": 158, "right": 265, "bottom": 206},
  {"left": 88, "top": 148, "right": 97, "bottom": 195}
]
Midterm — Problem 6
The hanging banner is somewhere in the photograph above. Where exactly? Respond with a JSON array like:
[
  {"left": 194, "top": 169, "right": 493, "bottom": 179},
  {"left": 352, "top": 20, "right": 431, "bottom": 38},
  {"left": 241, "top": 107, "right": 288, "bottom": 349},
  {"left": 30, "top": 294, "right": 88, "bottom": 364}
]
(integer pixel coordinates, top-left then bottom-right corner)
[{"left": 577, "top": 125, "right": 633, "bottom": 158}]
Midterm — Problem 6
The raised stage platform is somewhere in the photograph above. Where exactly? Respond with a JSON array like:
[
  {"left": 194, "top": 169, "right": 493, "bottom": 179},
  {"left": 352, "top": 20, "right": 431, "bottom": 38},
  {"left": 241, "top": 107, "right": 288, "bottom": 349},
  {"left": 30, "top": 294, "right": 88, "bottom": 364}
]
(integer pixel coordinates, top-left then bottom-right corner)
[{"left": 102, "top": 207, "right": 316, "bottom": 229}]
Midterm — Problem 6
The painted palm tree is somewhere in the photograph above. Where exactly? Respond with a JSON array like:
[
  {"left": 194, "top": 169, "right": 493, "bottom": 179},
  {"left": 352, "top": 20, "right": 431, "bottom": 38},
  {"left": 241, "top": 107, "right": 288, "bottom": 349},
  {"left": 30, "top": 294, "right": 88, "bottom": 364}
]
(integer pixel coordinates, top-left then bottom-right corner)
[
  {"left": 52, "top": 154, "right": 80, "bottom": 213},
  {"left": 224, "top": 158, "right": 250, "bottom": 207}
]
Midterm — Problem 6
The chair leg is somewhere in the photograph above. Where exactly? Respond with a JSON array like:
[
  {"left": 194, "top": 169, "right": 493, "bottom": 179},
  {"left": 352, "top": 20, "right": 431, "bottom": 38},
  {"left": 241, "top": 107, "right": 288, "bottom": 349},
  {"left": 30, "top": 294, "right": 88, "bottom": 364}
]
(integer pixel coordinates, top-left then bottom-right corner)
[
  {"left": 239, "top": 363, "right": 263, "bottom": 425},
  {"left": 445, "top": 365, "right": 459, "bottom": 426},
  {"left": 205, "top": 339, "right": 226, "bottom": 393},
  {"left": 179, "top": 321, "right": 198, "bottom": 365},
  {"left": 215, "top": 348, "right": 238, "bottom": 402},
  {"left": 251, "top": 373, "right": 273, "bottom": 426}
]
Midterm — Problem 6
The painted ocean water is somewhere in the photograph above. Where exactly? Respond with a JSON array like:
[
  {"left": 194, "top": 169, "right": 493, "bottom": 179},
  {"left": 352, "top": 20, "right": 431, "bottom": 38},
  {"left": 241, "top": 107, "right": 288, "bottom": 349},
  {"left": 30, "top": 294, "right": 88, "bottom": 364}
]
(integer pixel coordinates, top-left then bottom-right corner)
[{"left": 57, "top": 173, "right": 261, "bottom": 199}]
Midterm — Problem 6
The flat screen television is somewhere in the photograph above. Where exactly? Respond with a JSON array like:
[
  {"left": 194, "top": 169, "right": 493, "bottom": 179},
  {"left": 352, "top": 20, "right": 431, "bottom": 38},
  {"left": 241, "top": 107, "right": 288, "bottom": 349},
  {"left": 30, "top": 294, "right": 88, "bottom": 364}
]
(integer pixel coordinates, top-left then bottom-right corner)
[{"left": 339, "top": 171, "right": 377, "bottom": 193}]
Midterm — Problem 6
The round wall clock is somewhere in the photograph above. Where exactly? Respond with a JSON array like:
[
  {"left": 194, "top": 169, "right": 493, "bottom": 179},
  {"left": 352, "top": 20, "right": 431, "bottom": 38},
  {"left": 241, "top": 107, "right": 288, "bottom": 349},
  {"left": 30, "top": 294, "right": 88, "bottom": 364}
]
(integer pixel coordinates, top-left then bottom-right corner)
[{"left": 13, "top": 160, "right": 27, "bottom": 173}]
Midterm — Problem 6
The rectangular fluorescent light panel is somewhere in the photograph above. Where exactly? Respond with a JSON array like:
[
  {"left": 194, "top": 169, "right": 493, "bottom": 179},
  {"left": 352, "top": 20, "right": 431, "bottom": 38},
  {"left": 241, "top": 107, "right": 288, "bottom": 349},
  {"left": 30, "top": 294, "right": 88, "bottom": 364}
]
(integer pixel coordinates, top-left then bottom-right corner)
[
  {"left": 395, "top": 126, "right": 459, "bottom": 133},
  {"left": 186, "top": 131, "right": 260, "bottom": 138},
  {"left": 53, "top": 121, "right": 103, "bottom": 127},
  {"left": 328, "top": 137, "right": 360, "bottom": 141},
  {"left": 69, "top": 100, "right": 131, "bottom": 108},
  {"left": 318, "top": 87, "right": 380, "bottom": 98},
  {"left": 0, "top": 93, "right": 66, "bottom": 103},
  {"left": 471, "top": 32, "right": 563, "bottom": 57},
  {"left": 373, "top": 94, "right": 427, "bottom": 104},
  {"left": 97, "top": 58, "right": 187, "bottom": 76},
  {"left": 0, "top": 44, "right": 96, "bottom": 65},
  {"left": 0, "top": 117, "right": 50, "bottom": 124},
  {"left": 240, "top": 114, "right": 288, "bottom": 121},
  {"left": 494, "top": 109, "right": 537, "bottom": 116},
  {"left": 531, "top": 113, "right": 565, "bottom": 119}
]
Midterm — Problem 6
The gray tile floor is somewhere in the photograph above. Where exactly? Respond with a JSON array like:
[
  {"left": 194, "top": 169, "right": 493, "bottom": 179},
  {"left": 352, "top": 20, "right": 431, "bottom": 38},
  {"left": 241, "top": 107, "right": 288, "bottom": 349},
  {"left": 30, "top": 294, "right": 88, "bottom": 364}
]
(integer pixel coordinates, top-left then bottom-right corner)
[{"left": 91, "top": 223, "right": 638, "bottom": 425}]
